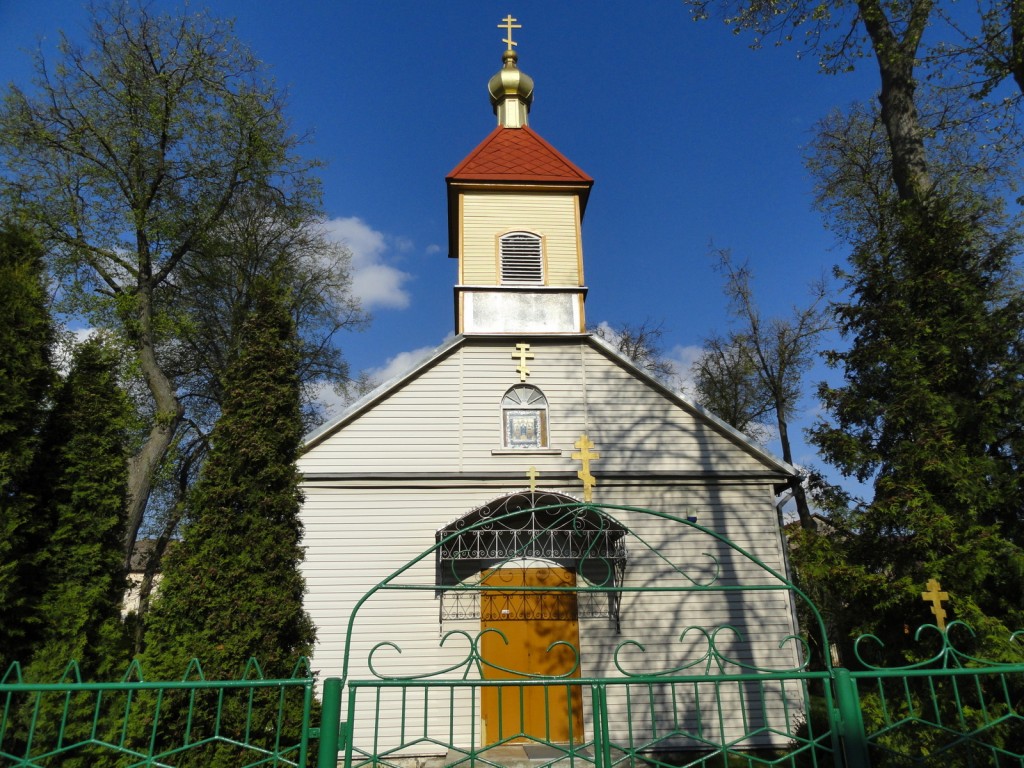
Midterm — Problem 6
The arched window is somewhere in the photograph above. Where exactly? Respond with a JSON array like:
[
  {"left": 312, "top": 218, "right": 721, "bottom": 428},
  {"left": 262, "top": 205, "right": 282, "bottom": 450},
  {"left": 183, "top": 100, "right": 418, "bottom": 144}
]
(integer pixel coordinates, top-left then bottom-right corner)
[
  {"left": 502, "top": 385, "right": 548, "bottom": 448},
  {"left": 499, "top": 231, "right": 543, "bottom": 285}
]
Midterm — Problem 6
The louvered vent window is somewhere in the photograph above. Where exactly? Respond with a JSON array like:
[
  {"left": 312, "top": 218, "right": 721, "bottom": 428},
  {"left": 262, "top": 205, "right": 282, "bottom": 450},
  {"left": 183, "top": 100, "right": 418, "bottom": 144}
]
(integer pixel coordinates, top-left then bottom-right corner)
[{"left": 500, "top": 232, "right": 543, "bottom": 285}]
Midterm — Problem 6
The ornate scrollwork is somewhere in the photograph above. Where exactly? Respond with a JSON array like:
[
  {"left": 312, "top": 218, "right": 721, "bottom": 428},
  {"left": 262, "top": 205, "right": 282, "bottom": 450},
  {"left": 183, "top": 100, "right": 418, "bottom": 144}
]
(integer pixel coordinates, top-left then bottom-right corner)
[
  {"left": 612, "top": 625, "right": 811, "bottom": 677},
  {"left": 854, "top": 620, "right": 1024, "bottom": 670},
  {"left": 366, "top": 629, "right": 580, "bottom": 681}
]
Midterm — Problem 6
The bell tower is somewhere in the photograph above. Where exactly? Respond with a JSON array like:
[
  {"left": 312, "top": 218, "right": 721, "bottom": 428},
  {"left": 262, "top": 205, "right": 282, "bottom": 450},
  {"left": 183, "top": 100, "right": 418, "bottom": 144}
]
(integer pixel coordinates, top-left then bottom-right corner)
[{"left": 446, "top": 17, "right": 593, "bottom": 335}]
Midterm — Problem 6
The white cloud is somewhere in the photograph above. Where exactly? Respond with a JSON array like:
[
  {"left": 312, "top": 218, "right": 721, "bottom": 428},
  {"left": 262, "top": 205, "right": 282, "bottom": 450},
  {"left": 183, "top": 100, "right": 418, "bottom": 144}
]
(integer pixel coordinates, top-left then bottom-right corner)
[
  {"left": 425, "top": 244, "right": 443, "bottom": 255},
  {"left": 310, "top": 336, "right": 455, "bottom": 422},
  {"left": 325, "top": 217, "right": 413, "bottom": 310},
  {"left": 665, "top": 344, "right": 704, "bottom": 396},
  {"left": 308, "top": 380, "right": 349, "bottom": 419},
  {"left": 367, "top": 335, "right": 454, "bottom": 386},
  {"left": 592, "top": 320, "right": 620, "bottom": 345}
]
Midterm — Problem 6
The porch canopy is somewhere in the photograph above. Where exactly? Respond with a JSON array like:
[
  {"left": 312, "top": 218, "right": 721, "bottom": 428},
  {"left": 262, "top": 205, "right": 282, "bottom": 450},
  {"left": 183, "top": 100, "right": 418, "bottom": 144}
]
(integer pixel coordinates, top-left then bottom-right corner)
[{"left": 435, "top": 491, "right": 627, "bottom": 623}]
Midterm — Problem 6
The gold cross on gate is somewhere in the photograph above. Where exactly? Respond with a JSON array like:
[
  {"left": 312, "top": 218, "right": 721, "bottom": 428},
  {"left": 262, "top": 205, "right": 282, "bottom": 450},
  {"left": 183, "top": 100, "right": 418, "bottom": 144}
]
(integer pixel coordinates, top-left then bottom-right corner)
[
  {"left": 572, "top": 434, "right": 600, "bottom": 502},
  {"left": 498, "top": 14, "right": 521, "bottom": 51},
  {"left": 527, "top": 466, "right": 538, "bottom": 492},
  {"left": 513, "top": 342, "right": 534, "bottom": 381},
  {"left": 921, "top": 578, "right": 949, "bottom": 630}
]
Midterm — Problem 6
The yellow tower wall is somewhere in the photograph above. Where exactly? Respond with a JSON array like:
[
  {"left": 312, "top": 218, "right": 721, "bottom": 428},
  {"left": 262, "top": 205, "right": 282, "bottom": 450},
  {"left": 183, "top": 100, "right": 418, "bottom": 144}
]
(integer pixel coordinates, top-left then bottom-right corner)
[{"left": 460, "top": 192, "right": 583, "bottom": 286}]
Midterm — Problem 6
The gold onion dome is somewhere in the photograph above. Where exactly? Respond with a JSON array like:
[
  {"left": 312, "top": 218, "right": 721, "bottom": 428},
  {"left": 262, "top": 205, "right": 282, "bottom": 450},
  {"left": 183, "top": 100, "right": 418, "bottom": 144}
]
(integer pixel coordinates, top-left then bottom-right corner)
[{"left": 488, "top": 50, "right": 533, "bottom": 128}]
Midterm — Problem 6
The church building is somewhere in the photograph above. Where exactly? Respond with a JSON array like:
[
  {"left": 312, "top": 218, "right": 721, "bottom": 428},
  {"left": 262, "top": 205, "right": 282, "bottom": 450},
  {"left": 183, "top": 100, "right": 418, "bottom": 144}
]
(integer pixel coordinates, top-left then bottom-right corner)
[{"left": 298, "top": 24, "right": 802, "bottom": 757}]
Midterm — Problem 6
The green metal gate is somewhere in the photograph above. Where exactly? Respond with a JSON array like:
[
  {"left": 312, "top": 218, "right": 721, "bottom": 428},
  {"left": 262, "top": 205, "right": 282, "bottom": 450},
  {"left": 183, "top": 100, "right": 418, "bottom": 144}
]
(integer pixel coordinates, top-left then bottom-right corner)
[
  {"left": 4, "top": 501, "right": 1023, "bottom": 767},
  {"left": 316, "top": 501, "right": 1024, "bottom": 768}
]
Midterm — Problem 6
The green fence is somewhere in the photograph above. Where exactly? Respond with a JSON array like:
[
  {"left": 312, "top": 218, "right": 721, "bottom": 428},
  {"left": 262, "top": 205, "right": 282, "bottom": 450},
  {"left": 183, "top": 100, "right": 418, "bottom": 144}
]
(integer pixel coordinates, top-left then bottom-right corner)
[
  {"left": 3, "top": 501, "right": 1023, "bottom": 767},
  {"left": 0, "top": 657, "right": 316, "bottom": 767},
  {"left": 322, "top": 501, "right": 1024, "bottom": 768}
]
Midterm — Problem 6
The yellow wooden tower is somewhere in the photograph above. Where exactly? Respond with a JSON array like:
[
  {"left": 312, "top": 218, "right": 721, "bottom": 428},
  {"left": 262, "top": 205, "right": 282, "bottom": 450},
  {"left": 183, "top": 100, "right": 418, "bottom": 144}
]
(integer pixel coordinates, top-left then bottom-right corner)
[{"left": 446, "top": 18, "right": 593, "bottom": 335}]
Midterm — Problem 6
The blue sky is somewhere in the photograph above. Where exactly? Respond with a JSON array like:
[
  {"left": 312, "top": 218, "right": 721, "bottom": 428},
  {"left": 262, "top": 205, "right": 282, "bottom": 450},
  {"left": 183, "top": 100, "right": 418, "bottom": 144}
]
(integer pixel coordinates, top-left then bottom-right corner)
[{"left": 0, "top": 2, "right": 885, "bottom": 498}]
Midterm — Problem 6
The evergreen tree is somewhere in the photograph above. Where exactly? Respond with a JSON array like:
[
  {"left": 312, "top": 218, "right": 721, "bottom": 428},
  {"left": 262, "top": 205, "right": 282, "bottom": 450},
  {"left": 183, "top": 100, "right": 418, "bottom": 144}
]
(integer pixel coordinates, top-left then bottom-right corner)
[
  {"left": 806, "top": 193, "right": 1024, "bottom": 659},
  {"left": 142, "top": 273, "right": 314, "bottom": 763},
  {"left": 8, "top": 339, "right": 132, "bottom": 767},
  {"left": 0, "top": 225, "right": 54, "bottom": 668},
  {"left": 24, "top": 338, "right": 131, "bottom": 681}
]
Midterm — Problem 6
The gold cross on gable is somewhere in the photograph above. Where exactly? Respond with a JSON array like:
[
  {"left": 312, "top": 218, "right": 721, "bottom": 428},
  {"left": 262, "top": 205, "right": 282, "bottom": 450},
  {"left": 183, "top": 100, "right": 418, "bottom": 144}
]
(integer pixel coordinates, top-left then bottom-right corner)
[
  {"left": 498, "top": 14, "right": 521, "bottom": 51},
  {"left": 527, "top": 466, "right": 538, "bottom": 492},
  {"left": 513, "top": 342, "right": 534, "bottom": 381},
  {"left": 572, "top": 434, "right": 600, "bottom": 502},
  {"left": 921, "top": 578, "right": 949, "bottom": 630}
]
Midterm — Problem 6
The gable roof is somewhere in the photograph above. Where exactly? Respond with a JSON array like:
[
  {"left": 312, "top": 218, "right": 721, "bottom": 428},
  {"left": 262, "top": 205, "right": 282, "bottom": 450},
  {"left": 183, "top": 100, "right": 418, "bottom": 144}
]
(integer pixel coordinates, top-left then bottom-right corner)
[
  {"left": 447, "top": 126, "right": 593, "bottom": 186},
  {"left": 302, "top": 334, "right": 798, "bottom": 481}
]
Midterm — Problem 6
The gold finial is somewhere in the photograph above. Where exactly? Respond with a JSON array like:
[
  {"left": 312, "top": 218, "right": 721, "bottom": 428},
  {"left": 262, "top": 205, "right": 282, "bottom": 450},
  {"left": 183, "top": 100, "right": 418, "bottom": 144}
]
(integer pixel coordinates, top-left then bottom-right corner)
[{"left": 498, "top": 14, "right": 521, "bottom": 51}]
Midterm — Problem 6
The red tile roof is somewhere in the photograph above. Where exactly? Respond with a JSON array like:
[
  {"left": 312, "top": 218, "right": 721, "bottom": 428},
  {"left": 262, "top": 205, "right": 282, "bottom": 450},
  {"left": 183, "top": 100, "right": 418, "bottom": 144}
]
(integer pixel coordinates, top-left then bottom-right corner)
[{"left": 447, "top": 126, "right": 592, "bottom": 184}]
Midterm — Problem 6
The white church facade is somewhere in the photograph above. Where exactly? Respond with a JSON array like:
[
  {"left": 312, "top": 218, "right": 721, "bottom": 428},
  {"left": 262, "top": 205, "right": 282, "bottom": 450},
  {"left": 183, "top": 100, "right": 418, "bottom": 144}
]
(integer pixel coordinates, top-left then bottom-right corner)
[{"left": 298, "top": 30, "right": 803, "bottom": 757}]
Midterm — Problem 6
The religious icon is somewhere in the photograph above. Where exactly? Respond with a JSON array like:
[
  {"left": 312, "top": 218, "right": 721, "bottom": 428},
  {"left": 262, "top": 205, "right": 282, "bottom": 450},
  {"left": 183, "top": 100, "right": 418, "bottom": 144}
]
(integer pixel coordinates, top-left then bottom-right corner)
[{"left": 506, "top": 410, "right": 542, "bottom": 448}]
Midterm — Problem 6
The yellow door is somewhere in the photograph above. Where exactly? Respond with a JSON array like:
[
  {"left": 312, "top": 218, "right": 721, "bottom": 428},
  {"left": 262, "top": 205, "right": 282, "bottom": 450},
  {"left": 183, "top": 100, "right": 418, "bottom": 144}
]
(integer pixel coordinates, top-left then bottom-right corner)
[{"left": 480, "top": 567, "right": 584, "bottom": 744}]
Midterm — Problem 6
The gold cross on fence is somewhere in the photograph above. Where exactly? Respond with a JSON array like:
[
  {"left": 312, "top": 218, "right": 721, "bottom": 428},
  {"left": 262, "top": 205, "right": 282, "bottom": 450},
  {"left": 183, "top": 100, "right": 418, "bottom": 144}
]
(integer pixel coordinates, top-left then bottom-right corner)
[
  {"left": 572, "top": 434, "right": 600, "bottom": 502},
  {"left": 527, "top": 466, "right": 538, "bottom": 492},
  {"left": 513, "top": 342, "right": 534, "bottom": 381},
  {"left": 498, "top": 14, "right": 521, "bottom": 51},
  {"left": 921, "top": 578, "right": 949, "bottom": 630}
]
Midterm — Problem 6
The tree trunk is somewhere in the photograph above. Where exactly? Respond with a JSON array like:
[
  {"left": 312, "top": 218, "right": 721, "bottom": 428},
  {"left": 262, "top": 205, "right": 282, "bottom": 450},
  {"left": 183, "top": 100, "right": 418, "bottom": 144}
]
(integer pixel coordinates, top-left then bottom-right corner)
[
  {"left": 122, "top": 283, "right": 184, "bottom": 569},
  {"left": 1011, "top": 0, "right": 1024, "bottom": 94},
  {"left": 777, "top": 415, "right": 814, "bottom": 530},
  {"left": 858, "top": 0, "right": 934, "bottom": 203}
]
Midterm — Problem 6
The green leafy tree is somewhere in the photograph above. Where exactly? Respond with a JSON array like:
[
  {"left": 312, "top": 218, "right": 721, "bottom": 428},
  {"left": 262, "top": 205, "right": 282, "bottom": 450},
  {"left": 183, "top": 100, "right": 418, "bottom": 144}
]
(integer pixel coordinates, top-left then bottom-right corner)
[
  {"left": 692, "top": 251, "right": 830, "bottom": 529},
  {"left": 690, "top": 0, "right": 1024, "bottom": 655},
  {"left": 0, "top": 2, "right": 319, "bottom": 567},
  {"left": 806, "top": 192, "right": 1024, "bottom": 657},
  {"left": 692, "top": 333, "right": 773, "bottom": 444},
  {"left": 5, "top": 339, "right": 133, "bottom": 767},
  {"left": 0, "top": 225, "right": 54, "bottom": 668},
  {"left": 24, "top": 338, "right": 132, "bottom": 682},
  {"left": 129, "top": 190, "right": 365, "bottom": 652},
  {"left": 142, "top": 273, "right": 314, "bottom": 762}
]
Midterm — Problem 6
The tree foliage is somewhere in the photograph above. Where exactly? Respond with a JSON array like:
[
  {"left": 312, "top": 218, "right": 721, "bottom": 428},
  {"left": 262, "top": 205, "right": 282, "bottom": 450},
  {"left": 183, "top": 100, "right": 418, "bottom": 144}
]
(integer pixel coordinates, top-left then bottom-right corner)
[
  {"left": 592, "top": 320, "right": 677, "bottom": 382},
  {"left": 142, "top": 273, "right": 314, "bottom": 758},
  {"left": 690, "top": 0, "right": 1024, "bottom": 656},
  {"left": 127, "top": 188, "right": 365, "bottom": 650},
  {"left": 692, "top": 250, "right": 830, "bottom": 529},
  {"left": 0, "top": 225, "right": 54, "bottom": 668},
  {"left": 0, "top": 2, "right": 321, "bottom": 566},
  {"left": 25, "top": 337, "right": 132, "bottom": 682},
  {"left": 692, "top": 333, "right": 773, "bottom": 444},
  {"left": 805, "top": 193, "right": 1024, "bottom": 654}
]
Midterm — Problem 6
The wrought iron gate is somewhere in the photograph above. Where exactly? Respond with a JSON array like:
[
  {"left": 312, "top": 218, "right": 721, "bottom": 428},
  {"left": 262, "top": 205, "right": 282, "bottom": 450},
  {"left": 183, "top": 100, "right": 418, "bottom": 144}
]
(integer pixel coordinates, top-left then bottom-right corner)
[
  {"left": 317, "top": 501, "right": 1024, "bottom": 768},
  {"left": 3, "top": 501, "right": 1022, "bottom": 767}
]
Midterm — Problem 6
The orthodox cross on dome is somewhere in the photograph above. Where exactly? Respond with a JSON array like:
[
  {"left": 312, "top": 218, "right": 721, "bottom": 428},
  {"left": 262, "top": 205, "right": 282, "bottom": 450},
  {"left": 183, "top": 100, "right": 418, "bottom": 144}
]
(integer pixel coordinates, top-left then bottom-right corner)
[
  {"left": 527, "top": 466, "right": 538, "bottom": 492},
  {"left": 513, "top": 342, "right": 534, "bottom": 381},
  {"left": 498, "top": 14, "right": 521, "bottom": 51},
  {"left": 572, "top": 434, "right": 600, "bottom": 502},
  {"left": 921, "top": 578, "right": 949, "bottom": 630}
]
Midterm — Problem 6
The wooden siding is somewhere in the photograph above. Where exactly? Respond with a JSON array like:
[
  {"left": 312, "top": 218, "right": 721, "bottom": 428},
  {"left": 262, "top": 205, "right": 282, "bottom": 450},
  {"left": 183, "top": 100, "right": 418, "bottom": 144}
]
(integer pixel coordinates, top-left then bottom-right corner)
[
  {"left": 298, "top": 336, "right": 799, "bottom": 752},
  {"left": 300, "top": 482, "right": 799, "bottom": 753},
  {"left": 460, "top": 193, "right": 581, "bottom": 286},
  {"left": 299, "top": 338, "right": 778, "bottom": 478}
]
